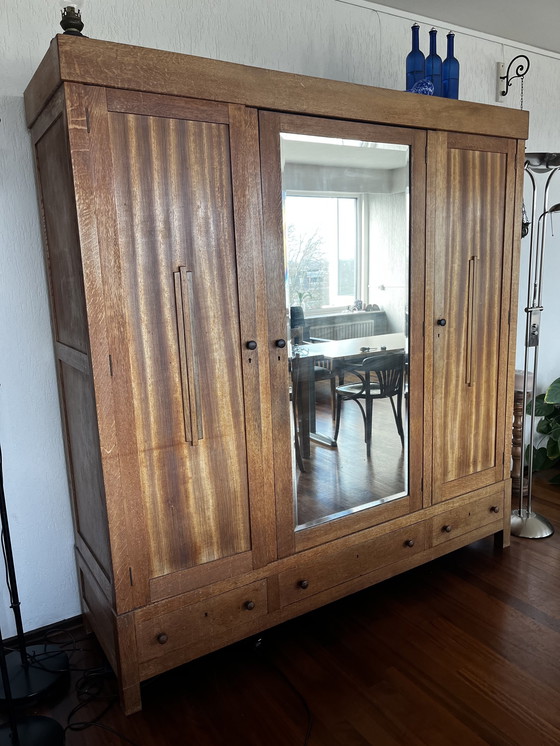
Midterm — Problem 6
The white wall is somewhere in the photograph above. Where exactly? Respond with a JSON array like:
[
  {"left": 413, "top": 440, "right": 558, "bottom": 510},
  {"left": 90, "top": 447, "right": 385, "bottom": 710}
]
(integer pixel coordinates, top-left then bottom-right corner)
[{"left": 1, "top": 0, "right": 560, "bottom": 635}]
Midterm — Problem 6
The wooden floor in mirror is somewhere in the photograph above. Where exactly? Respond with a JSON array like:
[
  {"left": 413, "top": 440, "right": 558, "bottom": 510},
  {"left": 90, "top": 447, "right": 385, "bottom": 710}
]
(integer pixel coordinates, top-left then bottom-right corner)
[{"left": 296, "top": 379, "right": 406, "bottom": 527}]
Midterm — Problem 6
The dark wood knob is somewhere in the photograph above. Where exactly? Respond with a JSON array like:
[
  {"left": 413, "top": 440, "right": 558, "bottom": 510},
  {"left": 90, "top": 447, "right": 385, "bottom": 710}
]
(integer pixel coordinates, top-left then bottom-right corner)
[
  {"left": 244, "top": 600, "right": 255, "bottom": 611},
  {"left": 157, "top": 633, "right": 168, "bottom": 645},
  {"left": 246, "top": 340, "right": 257, "bottom": 350},
  {"left": 442, "top": 524, "right": 452, "bottom": 533},
  {"left": 275, "top": 339, "right": 287, "bottom": 348},
  {"left": 298, "top": 580, "right": 309, "bottom": 589},
  {"left": 437, "top": 318, "right": 447, "bottom": 327},
  {"left": 404, "top": 539, "right": 415, "bottom": 548},
  {"left": 490, "top": 505, "right": 500, "bottom": 513}
]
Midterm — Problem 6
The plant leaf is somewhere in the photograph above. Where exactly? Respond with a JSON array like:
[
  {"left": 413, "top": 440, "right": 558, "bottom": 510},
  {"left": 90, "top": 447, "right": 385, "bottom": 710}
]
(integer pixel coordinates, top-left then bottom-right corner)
[
  {"left": 531, "top": 446, "right": 554, "bottom": 471},
  {"left": 527, "top": 393, "right": 555, "bottom": 417},
  {"left": 544, "top": 377, "right": 560, "bottom": 404},
  {"left": 537, "top": 418, "right": 553, "bottom": 434},
  {"left": 549, "top": 427, "right": 560, "bottom": 442},
  {"left": 547, "top": 438, "right": 560, "bottom": 461}
]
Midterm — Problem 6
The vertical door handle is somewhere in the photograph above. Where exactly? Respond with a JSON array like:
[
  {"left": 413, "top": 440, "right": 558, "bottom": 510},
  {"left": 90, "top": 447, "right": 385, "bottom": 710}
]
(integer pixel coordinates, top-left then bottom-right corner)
[{"left": 174, "top": 267, "right": 203, "bottom": 445}]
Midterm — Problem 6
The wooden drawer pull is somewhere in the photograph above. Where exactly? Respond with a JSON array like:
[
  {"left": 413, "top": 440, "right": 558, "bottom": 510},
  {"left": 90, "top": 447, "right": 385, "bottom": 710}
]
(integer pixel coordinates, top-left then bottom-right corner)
[
  {"left": 490, "top": 505, "right": 500, "bottom": 514},
  {"left": 244, "top": 601, "right": 256, "bottom": 611},
  {"left": 298, "top": 580, "right": 309, "bottom": 590},
  {"left": 442, "top": 525, "right": 452, "bottom": 533},
  {"left": 404, "top": 539, "right": 415, "bottom": 548},
  {"left": 157, "top": 633, "right": 169, "bottom": 645}
]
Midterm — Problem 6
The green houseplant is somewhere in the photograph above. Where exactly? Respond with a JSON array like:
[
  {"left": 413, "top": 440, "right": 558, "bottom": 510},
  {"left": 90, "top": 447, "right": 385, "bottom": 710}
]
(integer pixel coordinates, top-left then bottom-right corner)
[{"left": 526, "top": 377, "right": 560, "bottom": 483}]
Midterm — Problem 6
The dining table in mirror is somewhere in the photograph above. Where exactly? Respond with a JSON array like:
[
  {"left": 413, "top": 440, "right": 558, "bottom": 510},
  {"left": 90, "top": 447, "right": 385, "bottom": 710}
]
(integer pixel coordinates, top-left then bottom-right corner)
[{"left": 260, "top": 113, "right": 426, "bottom": 554}]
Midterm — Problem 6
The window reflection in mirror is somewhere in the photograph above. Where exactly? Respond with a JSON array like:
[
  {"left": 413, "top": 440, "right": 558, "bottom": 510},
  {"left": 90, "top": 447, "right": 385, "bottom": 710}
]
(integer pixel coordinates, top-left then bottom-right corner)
[{"left": 281, "top": 133, "right": 410, "bottom": 530}]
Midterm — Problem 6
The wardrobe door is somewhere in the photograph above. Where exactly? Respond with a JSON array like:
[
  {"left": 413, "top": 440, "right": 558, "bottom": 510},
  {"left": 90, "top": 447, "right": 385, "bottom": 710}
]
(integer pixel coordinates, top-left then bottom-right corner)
[
  {"left": 66, "top": 85, "right": 273, "bottom": 606},
  {"left": 260, "top": 112, "right": 426, "bottom": 556},
  {"left": 429, "top": 132, "right": 520, "bottom": 502}
]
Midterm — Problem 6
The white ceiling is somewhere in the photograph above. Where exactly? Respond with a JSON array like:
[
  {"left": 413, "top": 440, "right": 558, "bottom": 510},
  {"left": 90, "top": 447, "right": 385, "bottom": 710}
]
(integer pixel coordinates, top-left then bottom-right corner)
[
  {"left": 282, "top": 136, "right": 409, "bottom": 169},
  {"left": 368, "top": 0, "right": 560, "bottom": 56}
]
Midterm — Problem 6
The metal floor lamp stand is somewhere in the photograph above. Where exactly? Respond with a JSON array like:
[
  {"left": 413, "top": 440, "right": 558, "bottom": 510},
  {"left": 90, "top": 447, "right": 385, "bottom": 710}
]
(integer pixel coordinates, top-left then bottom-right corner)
[
  {"left": 0, "top": 447, "right": 66, "bottom": 743},
  {"left": 511, "top": 153, "right": 559, "bottom": 538}
]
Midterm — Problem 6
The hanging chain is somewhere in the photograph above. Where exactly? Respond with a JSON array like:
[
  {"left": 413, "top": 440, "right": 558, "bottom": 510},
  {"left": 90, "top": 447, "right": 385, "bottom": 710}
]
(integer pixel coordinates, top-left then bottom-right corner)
[{"left": 520, "top": 75, "right": 524, "bottom": 110}]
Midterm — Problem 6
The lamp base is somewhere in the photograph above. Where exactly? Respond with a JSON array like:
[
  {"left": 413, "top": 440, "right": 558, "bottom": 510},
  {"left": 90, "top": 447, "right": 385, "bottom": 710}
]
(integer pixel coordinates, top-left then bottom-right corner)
[
  {"left": 0, "top": 716, "right": 64, "bottom": 745},
  {"left": 511, "top": 509, "right": 555, "bottom": 539},
  {"left": 0, "top": 646, "right": 69, "bottom": 708}
]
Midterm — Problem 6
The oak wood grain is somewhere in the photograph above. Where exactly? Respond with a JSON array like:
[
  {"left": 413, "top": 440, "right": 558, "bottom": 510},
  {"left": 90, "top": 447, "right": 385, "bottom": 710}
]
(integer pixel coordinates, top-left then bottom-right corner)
[
  {"left": 227, "top": 104, "right": 278, "bottom": 571},
  {"left": 103, "top": 93, "right": 252, "bottom": 580},
  {"left": 47, "top": 490, "right": 559, "bottom": 743},
  {"left": 26, "top": 38, "right": 525, "bottom": 716},
  {"left": 24, "top": 35, "right": 529, "bottom": 140},
  {"left": 65, "top": 82, "right": 150, "bottom": 614},
  {"left": 432, "top": 133, "right": 517, "bottom": 503}
]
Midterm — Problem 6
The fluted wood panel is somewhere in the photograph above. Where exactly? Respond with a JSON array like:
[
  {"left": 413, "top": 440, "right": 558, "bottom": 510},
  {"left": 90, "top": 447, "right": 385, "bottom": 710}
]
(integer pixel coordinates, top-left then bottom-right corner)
[
  {"left": 105, "top": 97, "right": 251, "bottom": 578},
  {"left": 432, "top": 134, "right": 514, "bottom": 501}
]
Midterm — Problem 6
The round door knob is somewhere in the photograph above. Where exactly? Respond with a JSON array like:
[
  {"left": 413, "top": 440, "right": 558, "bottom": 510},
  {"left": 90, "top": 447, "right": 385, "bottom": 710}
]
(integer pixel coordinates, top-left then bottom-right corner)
[
  {"left": 246, "top": 340, "right": 257, "bottom": 350},
  {"left": 157, "top": 633, "right": 168, "bottom": 645},
  {"left": 490, "top": 505, "right": 500, "bottom": 514},
  {"left": 244, "top": 600, "right": 255, "bottom": 611},
  {"left": 298, "top": 580, "right": 309, "bottom": 589},
  {"left": 437, "top": 319, "right": 447, "bottom": 327},
  {"left": 275, "top": 339, "right": 287, "bottom": 348},
  {"left": 404, "top": 539, "right": 415, "bottom": 548},
  {"left": 442, "top": 524, "right": 452, "bottom": 533}
]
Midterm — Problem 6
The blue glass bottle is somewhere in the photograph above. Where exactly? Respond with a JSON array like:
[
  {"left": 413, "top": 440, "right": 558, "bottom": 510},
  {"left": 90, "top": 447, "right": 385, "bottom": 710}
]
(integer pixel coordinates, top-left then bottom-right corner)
[
  {"left": 442, "top": 31, "right": 459, "bottom": 99},
  {"left": 406, "top": 24, "right": 425, "bottom": 91},
  {"left": 425, "top": 28, "right": 442, "bottom": 96}
]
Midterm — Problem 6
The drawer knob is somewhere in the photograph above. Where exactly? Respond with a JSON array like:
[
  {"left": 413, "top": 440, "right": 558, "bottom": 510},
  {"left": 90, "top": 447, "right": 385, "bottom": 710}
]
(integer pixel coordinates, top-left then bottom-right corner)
[
  {"left": 157, "top": 633, "right": 168, "bottom": 645},
  {"left": 246, "top": 340, "right": 257, "bottom": 350},
  {"left": 404, "top": 539, "right": 415, "bottom": 548},
  {"left": 298, "top": 580, "right": 309, "bottom": 590},
  {"left": 244, "top": 600, "right": 255, "bottom": 611},
  {"left": 490, "top": 505, "right": 500, "bottom": 514},
  {"left": 442, "top": 524, "right": 452, "bottom": 533}
]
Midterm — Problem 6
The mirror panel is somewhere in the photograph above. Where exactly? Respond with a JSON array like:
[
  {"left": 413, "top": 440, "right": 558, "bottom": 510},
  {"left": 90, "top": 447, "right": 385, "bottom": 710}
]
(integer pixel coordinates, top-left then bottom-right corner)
[{"left": 280, "top": 133, "right": 410, "bottom": 530}]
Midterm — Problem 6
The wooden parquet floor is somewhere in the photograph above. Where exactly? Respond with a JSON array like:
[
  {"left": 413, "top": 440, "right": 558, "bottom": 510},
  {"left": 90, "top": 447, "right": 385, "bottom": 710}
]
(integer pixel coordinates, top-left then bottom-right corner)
[{"left": 25, "top": 478, "right": 560, "bottom": 745}]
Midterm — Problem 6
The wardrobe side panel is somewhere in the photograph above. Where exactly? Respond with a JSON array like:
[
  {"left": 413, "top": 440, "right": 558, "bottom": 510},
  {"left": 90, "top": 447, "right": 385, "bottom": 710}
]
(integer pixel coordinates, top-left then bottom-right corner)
[{"left": 33, "top": 109, "right": 113, "bottom": 583}]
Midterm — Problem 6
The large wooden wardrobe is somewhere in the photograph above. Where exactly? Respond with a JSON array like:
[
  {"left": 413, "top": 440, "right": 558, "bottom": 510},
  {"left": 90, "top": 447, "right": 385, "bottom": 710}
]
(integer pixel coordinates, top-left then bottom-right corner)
[{"left": 24, "top": 35, "right": 528, "bottom": 713}]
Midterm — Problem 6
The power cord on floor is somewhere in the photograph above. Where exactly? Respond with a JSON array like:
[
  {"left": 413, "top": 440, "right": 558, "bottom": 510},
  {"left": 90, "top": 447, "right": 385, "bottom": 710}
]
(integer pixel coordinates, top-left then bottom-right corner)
[
  {"left": 63, "top": 666, "right": 142, "bottom": 746},
  {"left": 0, "top": 625, "right": 141, "bottom": 746}
]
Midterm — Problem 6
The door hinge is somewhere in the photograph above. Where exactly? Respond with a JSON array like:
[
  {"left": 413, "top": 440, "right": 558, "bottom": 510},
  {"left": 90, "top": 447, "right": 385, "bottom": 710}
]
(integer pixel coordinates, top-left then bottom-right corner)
[
  {"left": 421, "top": 477, "right": 424, "bottom": 492},
  {"left": 109, "top": 354, "right": 113, "bottom": 377},
  {"left": 85, "top": 107, "right": 91, "bottom": 133},
  {"left": 129, "top": 567, "right": 134, "bottom": 586}
]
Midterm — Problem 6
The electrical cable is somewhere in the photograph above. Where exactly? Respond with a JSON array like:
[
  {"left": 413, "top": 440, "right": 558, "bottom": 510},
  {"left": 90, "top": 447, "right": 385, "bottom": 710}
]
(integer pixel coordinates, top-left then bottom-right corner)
[
  {"left": 62, "top": 666, "right": 141, "bottom": 746},
  {"left": 0, "top": 617, "right": 313, "bottom": 744},
  {"left": 0, "top": 620, "right": 140, "bottom": 746}
]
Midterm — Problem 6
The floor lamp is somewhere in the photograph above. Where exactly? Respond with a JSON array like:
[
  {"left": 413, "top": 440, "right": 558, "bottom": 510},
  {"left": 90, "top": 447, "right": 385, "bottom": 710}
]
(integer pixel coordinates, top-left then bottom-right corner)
[
  {"left": 0, "top": 446, "right": 66, "bottom": 743},
  {"left": 511, "top": 153, "right": 559, "bottom": 538}
]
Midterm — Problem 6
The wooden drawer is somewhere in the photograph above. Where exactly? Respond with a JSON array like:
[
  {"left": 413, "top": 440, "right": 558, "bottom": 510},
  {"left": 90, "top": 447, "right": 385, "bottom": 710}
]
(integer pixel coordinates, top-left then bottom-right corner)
[
  {"left": 279, "top": 522, "right": 429, "bottom": 607},
  {"left": 135, "top": 580, "right": 268, "bottom": 666},
  {"left": 431, "top": 489, "right": 504, "bottom": 547}
]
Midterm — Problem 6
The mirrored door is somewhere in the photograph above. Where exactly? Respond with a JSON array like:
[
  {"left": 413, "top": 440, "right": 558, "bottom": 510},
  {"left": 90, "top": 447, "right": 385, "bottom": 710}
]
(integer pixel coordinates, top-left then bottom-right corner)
[{"left": 260, "top": 113, "right": 426, "bottom": 554}]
